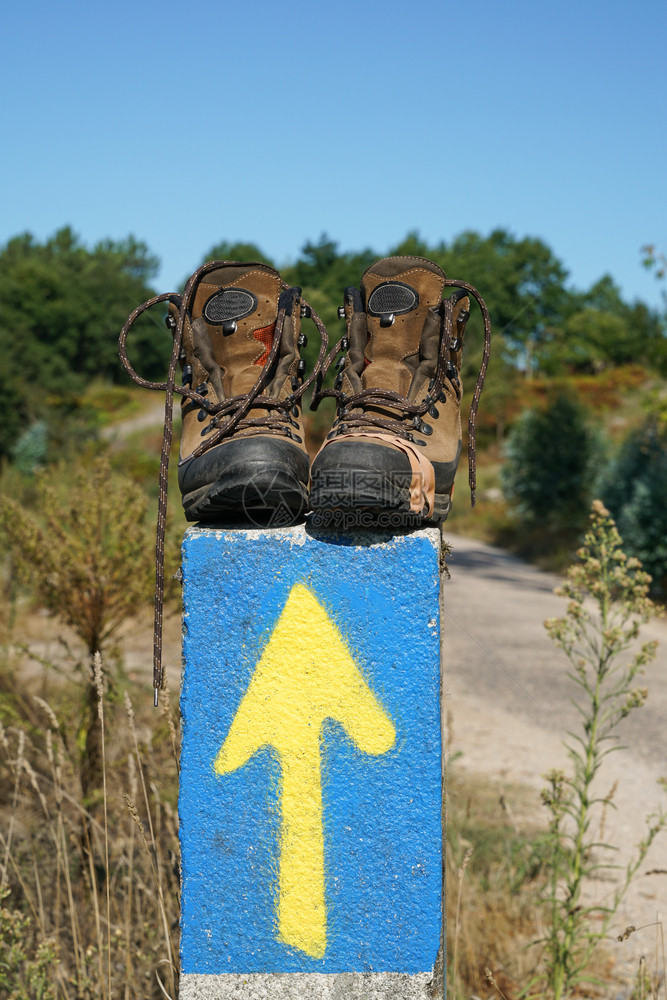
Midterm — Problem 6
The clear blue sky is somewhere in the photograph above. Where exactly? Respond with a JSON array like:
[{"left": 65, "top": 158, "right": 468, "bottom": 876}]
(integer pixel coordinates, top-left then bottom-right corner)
[{"left": 2, "top": 0, "right": 665, "bottom": 308}]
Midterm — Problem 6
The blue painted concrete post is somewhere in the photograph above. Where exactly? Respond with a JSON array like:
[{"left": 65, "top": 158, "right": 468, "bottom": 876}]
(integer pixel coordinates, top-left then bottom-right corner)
[{"left": 179, "top": 524, "right": 444, "bottom": 1000}]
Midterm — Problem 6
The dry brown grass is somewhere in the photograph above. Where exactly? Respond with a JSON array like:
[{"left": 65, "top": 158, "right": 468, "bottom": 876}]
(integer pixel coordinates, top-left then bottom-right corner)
[
  {"left": 0, "top": 654, "right": 180, "bottom": 999},
  {"left": 445, "top": 766, "right": 547, "bottom": 999}
]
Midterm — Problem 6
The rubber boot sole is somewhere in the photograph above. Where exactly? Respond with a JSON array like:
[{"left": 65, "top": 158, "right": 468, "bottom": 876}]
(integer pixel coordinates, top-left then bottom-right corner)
[
  {"left": 182, "top": 461, "right": 308, "bottom": 526},
  {"left": 309, "top": 465, "right": 452, "bottom": 524}
]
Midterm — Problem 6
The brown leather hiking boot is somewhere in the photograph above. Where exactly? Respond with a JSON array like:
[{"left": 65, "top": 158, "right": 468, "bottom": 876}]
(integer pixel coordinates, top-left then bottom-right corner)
[
  {"left": 171, "top": 262, "right": 315, "bottom": 524},
  {"left": 121, "top": 260, "right": 326, "bottom": 526},
  {"left": 309, "top": 256, "right": 491, "bottom": 523},
  {"left": 119, "top": 261, "right": 327, "bottom": 701}
]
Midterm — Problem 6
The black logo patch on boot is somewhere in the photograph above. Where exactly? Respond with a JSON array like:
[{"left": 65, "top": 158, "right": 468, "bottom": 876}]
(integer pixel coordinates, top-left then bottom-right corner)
[
  {"left": 367, "top": 281, "right": 419, "bottom": 317},
  {"left": 203, "top": 288, "right": 257, "bottom": 325}
]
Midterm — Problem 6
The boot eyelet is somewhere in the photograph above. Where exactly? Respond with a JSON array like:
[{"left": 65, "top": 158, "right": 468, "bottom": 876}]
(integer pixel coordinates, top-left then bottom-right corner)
[
  {"left": 291, "top": 405, "right": 300, "bottom": 417},
  {"left": 451, "top": 337, "right": 461, "bottom": 352},
  {"left": 337, "top": 305, "right": 346, "bottom": 319},
  {"left": 197, "top": 409, "right": 207, "bottom": 422},
  {"left": 429, "top": 406, "right": 439, "bottom": 419},
  {"left": 182, "top": 365, "right": 193, "bottom": 386},
  {"left": 438, "top": 391, "right": 448, "bottom": 403},
  {"left": 416, "top": 439, "right": 428, "bottom": 446},
  {"left": 292, "top": 434, "right": 303, "bottom": 443},
  {"left": 341, "top": 336, "right": 349, "bottom": 350},
  {"left": 195, "top": 383, "right": 208, "bottom": 395},
  {"left": 297, "top": 359, "right": 306, "bottom": 377},
  {"left": 420, "top": 422, "right": 433, "bottom": 435},
  {"left": 298, "top": 333, "right": 307, "bottom": 348},
  {"left": 291, "top": 376, "right": 299, "bottom": 391}
]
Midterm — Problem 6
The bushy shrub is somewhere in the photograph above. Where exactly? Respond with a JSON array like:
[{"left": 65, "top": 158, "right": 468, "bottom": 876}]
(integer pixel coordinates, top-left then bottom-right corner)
[
  {"left": 501, "top": 394, "right": 602, "bottom": 533},
  {"left": 600, "top": 421, "right": 667, "bottom": 596}
]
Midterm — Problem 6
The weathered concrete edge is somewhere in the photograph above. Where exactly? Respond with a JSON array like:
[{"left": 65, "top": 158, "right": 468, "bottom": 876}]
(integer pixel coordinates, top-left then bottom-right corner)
[
  {"left": 183, "top": 522, "right": 441, "bottom": 553},
  {"left": 180, "top": 971, "right": 436, "bottom": 999}
]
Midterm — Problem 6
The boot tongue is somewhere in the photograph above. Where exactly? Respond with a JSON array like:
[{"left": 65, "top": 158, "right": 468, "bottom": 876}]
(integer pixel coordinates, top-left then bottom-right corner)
[
  {"left": 190, "top": 263, "right": 282, "bottom": 397},
  {"left": 360, "top": 257, "right": 445, "bottom": 397}
]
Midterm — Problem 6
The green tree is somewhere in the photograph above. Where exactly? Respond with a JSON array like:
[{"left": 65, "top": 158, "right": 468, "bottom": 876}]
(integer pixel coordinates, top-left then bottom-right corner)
[
  {"left": 389, "top": 231, "right": 665, "bottom": 378},
  {"left": 501, "top": 394, "right": 602, "bottom": 532},
  {"left": 600, "top": 421, "right": 667, "bottom": 596},
  {"left": 413, "top": 228, "right": 571, "bottom": 375},
  {"left": 641, "top": 243, "right": 667, "bottom": 282},
  {"left": 0, "top": 228, "right": 162, "bottom": 461},
  {"left": 541, "top": 276, "right": 667, "bottom": 374},
  {"left": 200, "top": 239, "right": 275, "bottom": 271}
]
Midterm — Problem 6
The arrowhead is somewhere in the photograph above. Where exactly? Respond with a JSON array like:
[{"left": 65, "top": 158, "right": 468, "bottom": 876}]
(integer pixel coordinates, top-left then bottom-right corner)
[{"left": 214, "top": 583, "right": 395, "bottom": 774}]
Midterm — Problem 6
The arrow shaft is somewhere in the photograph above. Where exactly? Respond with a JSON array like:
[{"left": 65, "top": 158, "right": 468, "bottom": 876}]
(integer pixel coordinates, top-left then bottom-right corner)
[{"left": 277, "top": 741, "right": 326, "bottom": 959}]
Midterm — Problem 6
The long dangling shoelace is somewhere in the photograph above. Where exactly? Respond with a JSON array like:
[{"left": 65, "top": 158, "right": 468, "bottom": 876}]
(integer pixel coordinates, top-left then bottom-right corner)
[
  {"left": 119, "top": 261, "right": 329, "bottom": 705},
  {"left": 312, "top": 278, "right": 491, "bottom": 504}
]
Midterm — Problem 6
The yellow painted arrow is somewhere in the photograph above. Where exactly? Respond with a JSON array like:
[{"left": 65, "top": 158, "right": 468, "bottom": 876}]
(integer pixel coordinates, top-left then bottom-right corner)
[{"left": 214, "top": 583, "right": 396, "bottom": 959}]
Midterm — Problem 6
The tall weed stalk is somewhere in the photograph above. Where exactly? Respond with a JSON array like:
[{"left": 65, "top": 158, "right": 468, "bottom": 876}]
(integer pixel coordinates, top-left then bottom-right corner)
[{"left": 540, "top": 501, "right": 666, "bottom": 999}]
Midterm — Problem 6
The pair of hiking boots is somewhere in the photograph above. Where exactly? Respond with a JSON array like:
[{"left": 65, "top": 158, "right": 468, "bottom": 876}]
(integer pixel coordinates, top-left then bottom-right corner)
[
  {"left": 120, "top": 255, "right": 491, "bottom": 703},
  {"left": 120, "top": 255, "right": 491, "bottom": 529}
]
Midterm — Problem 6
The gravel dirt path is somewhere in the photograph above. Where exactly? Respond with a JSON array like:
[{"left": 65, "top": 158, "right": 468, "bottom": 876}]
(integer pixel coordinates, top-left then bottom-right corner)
[{"left": 100, "top": 401, "right": 169, "bottom": 441}]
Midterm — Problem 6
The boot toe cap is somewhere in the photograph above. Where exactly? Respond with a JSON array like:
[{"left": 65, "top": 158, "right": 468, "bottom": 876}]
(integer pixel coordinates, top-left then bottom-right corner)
[{"left": 310, "top": 439, "right": 412, "bottom": 510}]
